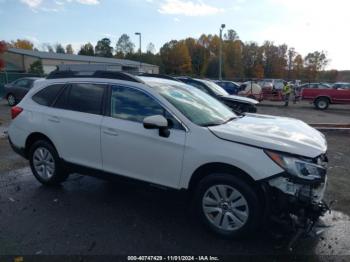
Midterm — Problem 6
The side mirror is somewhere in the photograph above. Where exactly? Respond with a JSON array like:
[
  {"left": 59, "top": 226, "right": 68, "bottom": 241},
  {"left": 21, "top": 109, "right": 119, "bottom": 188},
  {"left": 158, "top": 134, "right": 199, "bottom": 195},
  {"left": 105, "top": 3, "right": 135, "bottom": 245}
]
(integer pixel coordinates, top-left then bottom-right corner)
[{"left": 143, "top": 115, "right": 170, "bottom": 138}]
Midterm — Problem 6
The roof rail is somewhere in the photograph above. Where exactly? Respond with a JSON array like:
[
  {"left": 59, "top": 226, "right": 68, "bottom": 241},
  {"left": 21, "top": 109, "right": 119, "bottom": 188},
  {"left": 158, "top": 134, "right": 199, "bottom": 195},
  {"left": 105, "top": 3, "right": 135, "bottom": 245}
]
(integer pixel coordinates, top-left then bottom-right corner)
[
  {"left": 139, "top": 73, "right": 180, "bottom": 82},
  {"left": 46, "top": 70, "right": 144, "bottom": 83}
]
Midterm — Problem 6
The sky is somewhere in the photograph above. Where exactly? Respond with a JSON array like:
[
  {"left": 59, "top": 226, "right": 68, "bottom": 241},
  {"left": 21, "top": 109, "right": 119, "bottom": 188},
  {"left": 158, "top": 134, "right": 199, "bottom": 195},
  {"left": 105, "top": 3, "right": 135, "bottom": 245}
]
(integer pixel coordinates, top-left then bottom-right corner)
[{"left": 1, "top": 0, "right": 349, "bottom": 70}]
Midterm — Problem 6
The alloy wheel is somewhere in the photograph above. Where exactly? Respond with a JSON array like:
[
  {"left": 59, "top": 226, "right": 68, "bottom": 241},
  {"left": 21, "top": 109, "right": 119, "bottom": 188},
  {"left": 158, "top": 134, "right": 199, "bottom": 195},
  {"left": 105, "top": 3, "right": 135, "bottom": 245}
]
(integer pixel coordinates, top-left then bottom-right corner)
[
  {"left": 7, "top": 95, "right": 16, "bottom": 106},
  {"left": 202, "top": 185, "right": 249, "bottom": 231},
  {"left": 33, "top": 147, "right": 56, "bottom": 180}
]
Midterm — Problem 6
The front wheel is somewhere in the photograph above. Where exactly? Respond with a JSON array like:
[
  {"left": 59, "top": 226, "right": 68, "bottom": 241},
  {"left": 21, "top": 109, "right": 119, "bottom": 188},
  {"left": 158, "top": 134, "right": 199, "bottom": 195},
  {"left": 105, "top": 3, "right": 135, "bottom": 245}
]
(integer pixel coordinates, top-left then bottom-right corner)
[{"left": 194, "top": 174, "right": 261, "bottom": 238}]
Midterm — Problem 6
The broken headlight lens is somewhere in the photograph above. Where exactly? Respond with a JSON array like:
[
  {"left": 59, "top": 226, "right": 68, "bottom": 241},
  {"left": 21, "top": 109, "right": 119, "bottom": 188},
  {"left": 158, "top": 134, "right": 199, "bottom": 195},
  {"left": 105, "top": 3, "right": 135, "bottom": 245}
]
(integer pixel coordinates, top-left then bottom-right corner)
[{"left": 265, "top": 150, "right": 326, "bottom": 181}]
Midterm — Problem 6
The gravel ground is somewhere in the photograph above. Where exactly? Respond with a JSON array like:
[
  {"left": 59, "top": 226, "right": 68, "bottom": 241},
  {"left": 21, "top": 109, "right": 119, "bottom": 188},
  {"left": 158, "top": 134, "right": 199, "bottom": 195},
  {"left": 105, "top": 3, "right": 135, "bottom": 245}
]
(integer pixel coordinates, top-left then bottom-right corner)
[{"left": 257, "top": 100, "right": 350, "bottom": 124}]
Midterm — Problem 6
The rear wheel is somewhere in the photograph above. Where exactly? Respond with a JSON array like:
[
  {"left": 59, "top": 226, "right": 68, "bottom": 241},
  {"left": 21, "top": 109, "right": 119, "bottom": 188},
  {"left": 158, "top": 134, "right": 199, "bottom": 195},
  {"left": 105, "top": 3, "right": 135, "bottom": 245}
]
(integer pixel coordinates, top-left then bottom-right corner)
[
  {"left": 194, "top": 174, "right": 261, "bottom": 238},
  {"left": 7, "top": 94, "right": 16, "bottom": 106},
  {"left": 314, "top": 97, "right": 329, "bottom": 110},
  {"left": 29, "top": 140, "right": 69, "bottom": 185}
]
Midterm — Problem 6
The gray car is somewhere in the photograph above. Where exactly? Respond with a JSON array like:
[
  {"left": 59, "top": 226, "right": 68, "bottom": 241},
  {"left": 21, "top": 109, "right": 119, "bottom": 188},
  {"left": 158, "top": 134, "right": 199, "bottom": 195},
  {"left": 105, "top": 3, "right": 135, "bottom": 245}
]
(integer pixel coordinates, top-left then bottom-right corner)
[{"left": 4, "top": 77, "right": 41, "bottom": 106}]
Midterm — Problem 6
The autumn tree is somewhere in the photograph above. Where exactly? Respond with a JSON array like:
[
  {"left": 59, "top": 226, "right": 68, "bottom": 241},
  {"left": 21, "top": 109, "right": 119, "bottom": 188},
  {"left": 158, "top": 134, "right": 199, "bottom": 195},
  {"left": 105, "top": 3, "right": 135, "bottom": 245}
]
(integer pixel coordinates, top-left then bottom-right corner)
[
  {"left": 115, "top": 34, "right": 134, "bottom": 58},
  {"left": 55, "top": 44, "right": 65, "bottom": 54},
  {"left": 78, "top": 43, "right": 94, "bottom": 56},
  {"left": 95, "top": 38, "right": 113, "bottom": 57},
  {"left": 224, "top": 40, "right": 244, "bottom": 78},
  {"left": 66, "top": 44, "right": 74, "bottom": 54},
  {"left": 184, "top": 37, "right": 210, "bottom": 76},
  {"left": 0, "top": 41, "right": 7, "bottom": 70},
  {"left": 160, "top": 40, "right": 192, "bottom": 74},
  {"left": 242, "top": 42, "right": 263, "bottom": 78},
  {"left": 11, "top": 39, "right": 34, "bottom": 50},
  {"left": 292, "top": 54, "right": 304, "bottom": 79}
]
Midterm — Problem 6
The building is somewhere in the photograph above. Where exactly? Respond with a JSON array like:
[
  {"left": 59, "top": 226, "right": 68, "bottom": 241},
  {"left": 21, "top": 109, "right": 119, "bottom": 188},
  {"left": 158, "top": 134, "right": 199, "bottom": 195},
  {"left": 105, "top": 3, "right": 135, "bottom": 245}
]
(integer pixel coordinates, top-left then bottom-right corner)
[{"left": 1, "top": 48, "right": 159, "bottom": 74}]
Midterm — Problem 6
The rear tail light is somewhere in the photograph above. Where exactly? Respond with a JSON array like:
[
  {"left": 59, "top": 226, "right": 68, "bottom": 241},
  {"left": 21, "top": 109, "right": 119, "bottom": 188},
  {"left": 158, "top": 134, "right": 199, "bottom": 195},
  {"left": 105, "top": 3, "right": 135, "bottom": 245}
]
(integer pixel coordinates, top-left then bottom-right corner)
[{"left": 11, "top": 106, "right": 23, "bottom": 119}]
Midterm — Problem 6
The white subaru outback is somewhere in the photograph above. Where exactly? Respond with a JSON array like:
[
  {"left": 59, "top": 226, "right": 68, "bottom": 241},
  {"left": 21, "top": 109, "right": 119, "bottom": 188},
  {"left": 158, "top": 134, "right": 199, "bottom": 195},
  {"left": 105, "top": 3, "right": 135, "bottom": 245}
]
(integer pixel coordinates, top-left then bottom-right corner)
[{"left": 8, "top": 70, "right": 329, "bottom": 239}]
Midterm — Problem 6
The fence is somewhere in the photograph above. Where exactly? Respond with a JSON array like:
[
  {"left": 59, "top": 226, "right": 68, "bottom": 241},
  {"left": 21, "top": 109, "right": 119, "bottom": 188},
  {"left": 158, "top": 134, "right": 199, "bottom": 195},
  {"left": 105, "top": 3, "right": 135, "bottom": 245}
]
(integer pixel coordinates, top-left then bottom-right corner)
[{"left": 0, "top": 72, "right": 41, "bottom": 99}]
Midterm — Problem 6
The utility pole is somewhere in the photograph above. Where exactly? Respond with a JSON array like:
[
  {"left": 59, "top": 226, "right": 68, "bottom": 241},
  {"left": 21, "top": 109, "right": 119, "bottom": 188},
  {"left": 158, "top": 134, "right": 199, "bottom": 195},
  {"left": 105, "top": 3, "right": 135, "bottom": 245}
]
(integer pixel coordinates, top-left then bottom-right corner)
[
  {"left": 288, "top": 48, "right": 294, "bottom": 80},
  {"left": 219, "top": 24, "right": 226, "bottom": 80},
  {"left": 135, "top": 32, "right": 142, "bottom": 72}
]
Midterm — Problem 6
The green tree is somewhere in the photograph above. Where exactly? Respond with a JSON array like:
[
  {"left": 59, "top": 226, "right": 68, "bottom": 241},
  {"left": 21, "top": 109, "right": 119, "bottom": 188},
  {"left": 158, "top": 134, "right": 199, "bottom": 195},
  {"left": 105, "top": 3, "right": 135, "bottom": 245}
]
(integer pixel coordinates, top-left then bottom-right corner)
[
  {"left": 78, "top": 43, "right": 95, "bottom": 56},
  {"left": 115, "top": 34, "right": 134, "bottom": 57},
  {"left": 66, "top": 44, "right": 74, "bottom": 54},
  {"left": 95, "top": 38, "right": 113, "bottom": 57},
  {"left": 146, "top": 42, "right": 156, "bottom": 54},
  {"left": 224, "top": 29, "right": 239, "bottom": 41},
  {"left": 304, "top": 51, "right": 328, "bottom": 81},
  {"left": 55, "top": 44, "right": 65, "bottom": 54},
  {"left": 28, "top": 60, "right": 44, "bottom": 75}
]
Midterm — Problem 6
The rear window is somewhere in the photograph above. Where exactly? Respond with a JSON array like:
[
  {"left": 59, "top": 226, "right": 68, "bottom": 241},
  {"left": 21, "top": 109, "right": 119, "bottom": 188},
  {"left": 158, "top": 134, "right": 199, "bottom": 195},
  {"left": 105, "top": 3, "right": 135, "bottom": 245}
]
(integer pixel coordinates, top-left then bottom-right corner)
[
  {"left": 53, "top": 83, "right": 105, "bottom": 115},
  {"left": 32, "top": 84, "right": 64, "bottom": 106}
]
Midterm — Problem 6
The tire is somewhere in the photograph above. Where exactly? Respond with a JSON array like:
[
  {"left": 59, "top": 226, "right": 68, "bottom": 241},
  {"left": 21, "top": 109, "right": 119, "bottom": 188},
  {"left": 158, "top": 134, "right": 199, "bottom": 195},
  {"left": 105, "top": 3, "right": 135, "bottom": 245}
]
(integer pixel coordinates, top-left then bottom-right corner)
[
  {"left": 29, "top": 140, "right": 69, "bottom": 186},
  {"left": 248, "top": 105, "right": 257, "bottom": 113},
  {"left": 314, "top": 97, "right": 329, "bottom": 110},
  {"left": 193, "top": 174, "right": 261, "bottom": 238},
  {"left": 7, "top": 94, "right": 16, "bottom": 106}
]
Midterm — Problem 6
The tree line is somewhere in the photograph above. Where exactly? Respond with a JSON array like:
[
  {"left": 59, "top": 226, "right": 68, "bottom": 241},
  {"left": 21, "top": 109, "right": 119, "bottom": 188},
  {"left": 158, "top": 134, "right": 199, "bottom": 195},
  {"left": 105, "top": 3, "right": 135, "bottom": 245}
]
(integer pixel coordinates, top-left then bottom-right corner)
[{"left": 2, "top": 30, "right": 333, "bottom": 81}]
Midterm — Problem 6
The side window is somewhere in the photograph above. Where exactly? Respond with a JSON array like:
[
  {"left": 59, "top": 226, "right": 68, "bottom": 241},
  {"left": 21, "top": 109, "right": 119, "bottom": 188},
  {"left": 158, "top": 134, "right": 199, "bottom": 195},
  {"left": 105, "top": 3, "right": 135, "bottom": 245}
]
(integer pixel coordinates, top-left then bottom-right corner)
[
  {"left": 65, "top": 83, "right": 105, "bottom": 115},
  {"left": 16, "top": 79, "right": 30, "bottom": 88},
  {"left": 111, "top": 86, "right": 183, "bottom": 130},
  {"left": 32, "top": 84, "right": 64, "bottom": 106}
]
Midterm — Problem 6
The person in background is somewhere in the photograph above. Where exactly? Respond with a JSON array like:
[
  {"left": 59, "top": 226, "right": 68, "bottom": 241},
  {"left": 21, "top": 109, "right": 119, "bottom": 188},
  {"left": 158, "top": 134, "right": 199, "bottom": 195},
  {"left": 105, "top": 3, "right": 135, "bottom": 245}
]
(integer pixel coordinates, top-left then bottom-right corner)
[{"left": 282, "top": 81, "right": 292, "bottom": 106}]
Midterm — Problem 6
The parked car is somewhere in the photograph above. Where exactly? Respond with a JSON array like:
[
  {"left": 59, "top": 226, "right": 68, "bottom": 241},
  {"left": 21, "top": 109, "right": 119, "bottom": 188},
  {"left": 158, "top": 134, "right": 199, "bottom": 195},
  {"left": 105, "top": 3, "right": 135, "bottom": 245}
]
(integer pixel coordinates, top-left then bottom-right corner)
[
  {"left": 301, "top": 83, "right": 350, "bottom": 109},
  {"left": 176, "top": 77, "right": 259, "bottom": 113},
  {"left": 8, "top": 70, "right": 329, "bottom": 239},
  {"left": 214, "top": 80, "right": 241, "bottom": 95},
  {"left": 4, "top": 77, "right": 41, "bottom": 106},
  {"left": 238, "top": 81, "right": 263, "bottom": 101},
  {"left": 258, "top": 79, "right": 284, "bottom": 90},
  {"left": 299, "top": 83, "right": 332, "bottom": 89}
]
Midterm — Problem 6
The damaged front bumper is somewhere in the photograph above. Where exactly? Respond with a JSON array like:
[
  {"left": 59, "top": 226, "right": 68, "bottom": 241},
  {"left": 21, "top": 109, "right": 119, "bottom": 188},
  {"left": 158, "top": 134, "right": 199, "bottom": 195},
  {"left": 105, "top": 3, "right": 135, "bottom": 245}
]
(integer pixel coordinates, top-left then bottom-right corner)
[
  {"left": 266, "top": 175, "right": 329, "bottom": 220},
  {"left": 261, "top": 163, "right": 330, "bottom": 250}
]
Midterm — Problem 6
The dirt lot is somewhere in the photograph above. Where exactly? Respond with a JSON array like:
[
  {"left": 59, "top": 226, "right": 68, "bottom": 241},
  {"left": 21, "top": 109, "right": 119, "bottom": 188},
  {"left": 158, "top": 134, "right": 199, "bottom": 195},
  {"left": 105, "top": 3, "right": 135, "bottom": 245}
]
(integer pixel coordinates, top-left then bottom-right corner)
[{"left": 0, "top": 99, "right": 350, "bottom": 258}]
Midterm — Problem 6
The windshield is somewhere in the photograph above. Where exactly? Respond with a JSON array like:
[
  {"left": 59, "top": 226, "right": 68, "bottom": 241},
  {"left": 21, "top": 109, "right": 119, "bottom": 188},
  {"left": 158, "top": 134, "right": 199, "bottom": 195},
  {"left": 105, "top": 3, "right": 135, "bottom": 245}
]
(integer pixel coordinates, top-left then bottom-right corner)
[
  {"left": 198, "top": 79, "right": 229, "bottom": 96},
  {"left": 149, "top": 82, "right": 236, "bottom": 126}
]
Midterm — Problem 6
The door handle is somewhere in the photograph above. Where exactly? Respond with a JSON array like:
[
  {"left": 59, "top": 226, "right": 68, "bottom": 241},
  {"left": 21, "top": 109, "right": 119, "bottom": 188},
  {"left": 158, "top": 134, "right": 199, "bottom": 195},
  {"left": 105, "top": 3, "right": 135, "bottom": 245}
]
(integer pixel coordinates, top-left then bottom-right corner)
[
  {"left": 103, "top": 128, "right": 119, "bottom": 136},
  {"left": 48, "top": 116, "right": 60, "bottom": 123}
]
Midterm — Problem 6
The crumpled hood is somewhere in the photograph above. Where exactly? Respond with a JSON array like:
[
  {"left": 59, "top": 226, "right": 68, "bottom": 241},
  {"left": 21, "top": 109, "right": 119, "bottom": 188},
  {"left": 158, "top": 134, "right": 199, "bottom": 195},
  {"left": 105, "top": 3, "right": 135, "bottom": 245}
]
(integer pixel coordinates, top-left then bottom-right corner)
[
  {"left": 208, "top": 114, "right": 327, "bottom": 158},
  {"left": 222, "top": 95, "right": 259, "bottom": 105}
]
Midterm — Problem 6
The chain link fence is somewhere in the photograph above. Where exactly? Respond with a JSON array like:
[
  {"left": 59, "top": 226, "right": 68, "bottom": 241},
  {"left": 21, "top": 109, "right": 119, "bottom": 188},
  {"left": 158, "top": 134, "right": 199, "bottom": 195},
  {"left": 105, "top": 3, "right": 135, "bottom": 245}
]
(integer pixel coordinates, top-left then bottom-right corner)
[{"left": 0, "top": 72, "right": 41, "bottom": 99}]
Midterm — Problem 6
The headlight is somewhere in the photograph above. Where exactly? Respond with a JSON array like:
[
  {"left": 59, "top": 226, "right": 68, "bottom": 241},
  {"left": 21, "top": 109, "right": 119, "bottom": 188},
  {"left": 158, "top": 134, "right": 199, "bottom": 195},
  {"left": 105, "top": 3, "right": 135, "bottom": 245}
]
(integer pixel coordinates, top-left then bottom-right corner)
[{"left": 265, "top": 150, "right": 326, "bottom": 182}]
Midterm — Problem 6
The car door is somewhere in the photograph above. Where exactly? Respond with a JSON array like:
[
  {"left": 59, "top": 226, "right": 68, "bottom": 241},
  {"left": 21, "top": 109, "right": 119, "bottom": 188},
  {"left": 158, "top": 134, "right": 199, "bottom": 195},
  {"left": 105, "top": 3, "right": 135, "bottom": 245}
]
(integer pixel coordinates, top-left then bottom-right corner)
[
  {"left": 333, "top": 85, "right": 350, "bottom": 103},
  {"left": 101, "top": 85, "right": 186, "bottom": 188},
  {"left": 47, "top": 82, "right": 106, "bottom": 169}
]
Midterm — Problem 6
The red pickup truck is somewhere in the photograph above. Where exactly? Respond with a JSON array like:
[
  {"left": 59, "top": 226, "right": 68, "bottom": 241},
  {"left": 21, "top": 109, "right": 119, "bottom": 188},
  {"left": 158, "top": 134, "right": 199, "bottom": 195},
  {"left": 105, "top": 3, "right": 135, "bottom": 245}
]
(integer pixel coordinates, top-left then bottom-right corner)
[{"left": 301, "top": 83, "right": 350, "bottom": 110}]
